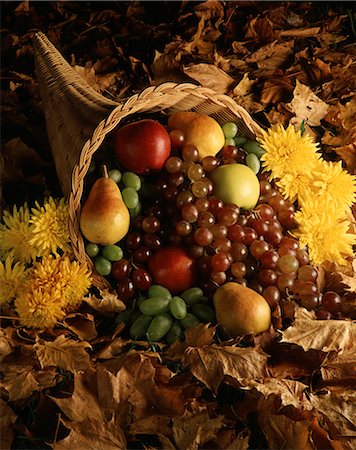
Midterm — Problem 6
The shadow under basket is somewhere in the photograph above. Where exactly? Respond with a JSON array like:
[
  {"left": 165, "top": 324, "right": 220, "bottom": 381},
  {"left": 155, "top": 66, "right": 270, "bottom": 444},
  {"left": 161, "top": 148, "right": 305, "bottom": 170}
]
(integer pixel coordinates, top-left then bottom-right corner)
[{"left": 33, "top": 31, "right": 263, "bottom": 292}]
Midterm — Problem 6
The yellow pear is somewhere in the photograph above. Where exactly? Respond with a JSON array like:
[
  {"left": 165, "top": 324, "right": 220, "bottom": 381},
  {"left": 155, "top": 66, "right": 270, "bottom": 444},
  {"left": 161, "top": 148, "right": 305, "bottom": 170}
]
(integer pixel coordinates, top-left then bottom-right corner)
[
  {"left": 80, "top": 166, "right": 130, "bottom": 245},
  {"left": 213, "top": 282, "right": 271, "bottom": 337},
  {"left": 168, "top": 112, "right": 225, "bottom": 160}
]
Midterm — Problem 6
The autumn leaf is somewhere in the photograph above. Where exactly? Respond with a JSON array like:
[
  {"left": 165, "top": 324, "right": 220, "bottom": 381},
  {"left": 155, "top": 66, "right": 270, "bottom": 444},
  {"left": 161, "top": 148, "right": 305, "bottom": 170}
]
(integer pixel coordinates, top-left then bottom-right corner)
[
  {"left": 53, "top": 414, "right": 126, "bottom": 450},
  {"left": 0, "top": 330, "right": 13, "bottom": 363},
  {"left": 246, "top": 41, "right": 294, "bottom": 70},
  {"left": 286, "top": 80, "right": 329, "bottom": 127},
  {"left": 0, "top": 399, "right": 17, "bottom": 450},
  {"left": 251, "top": 378, "right": 314, "bottom": 412},
  {"left": 0, "top": 364, "right": 57, "bottom": 401},
  {"left": 166, "top": 323, "right": 216, "bottom": 361},
  {"left": 63, "top": 312, "right": 98, "bottom": 341},
  {"left": 280, "top": 307, "right": 356, "bottom": 352},
  {"left": 257, "top": 395, "right": 315, "bottom": 450},
  {"left": 34, "top": 334, "right": 92, "bottom": 371},
  {"left": 49, "top": 368, "right": 103, "bottom": 423},
  {"left": 172, "top": 406, "right": 225, "bottom": 450},
  {"left": 320, "top": 343, "right": 356, "bottom": 383},
  {"left": 309, "top": 388, "right": 356, "bottom": 438},
  {"left": 84, "top": 289, "right": 126, "bottom": 316},
  {"left": 182, "top": 344, "right": 268, "bottom": 394},
  {"left": 183, "top": 63, "right": 235, "bottom": 94}
]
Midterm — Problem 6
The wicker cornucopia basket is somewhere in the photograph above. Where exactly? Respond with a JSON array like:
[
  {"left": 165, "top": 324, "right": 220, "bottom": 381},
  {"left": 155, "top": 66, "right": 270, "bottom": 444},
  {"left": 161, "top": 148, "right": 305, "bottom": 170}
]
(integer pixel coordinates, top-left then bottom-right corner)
[{"left": 33, "top": 31, "right": 263, "bottom": 291}]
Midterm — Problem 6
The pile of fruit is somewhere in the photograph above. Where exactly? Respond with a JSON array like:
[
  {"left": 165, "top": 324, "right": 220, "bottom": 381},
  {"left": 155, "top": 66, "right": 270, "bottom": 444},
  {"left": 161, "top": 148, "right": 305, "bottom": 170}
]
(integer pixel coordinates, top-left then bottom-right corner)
[{"left": 80, "top": 111, "right": 343, "bottom": 343}]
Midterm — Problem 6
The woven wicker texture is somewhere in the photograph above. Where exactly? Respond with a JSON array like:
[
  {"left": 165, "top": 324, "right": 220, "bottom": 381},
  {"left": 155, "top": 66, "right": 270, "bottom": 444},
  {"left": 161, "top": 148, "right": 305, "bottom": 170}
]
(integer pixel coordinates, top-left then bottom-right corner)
[{"left": 33, "top": 31, "right": 263, "bottom": 291}]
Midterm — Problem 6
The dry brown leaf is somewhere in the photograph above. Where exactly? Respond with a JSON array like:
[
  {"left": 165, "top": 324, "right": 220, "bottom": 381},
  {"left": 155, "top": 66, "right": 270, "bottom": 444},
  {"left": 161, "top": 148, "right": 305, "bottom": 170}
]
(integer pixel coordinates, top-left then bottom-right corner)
[
  {"left": 260, "top": 75, "right": 294, "bottom": 104},
  {"left": 309, "top": 389, "right": 356, "bottom": 437},
  {"left": 167, "top": 323, "right": 216, "bottom": 361},
  {"left": 299, "top": 57, "right": 333, "bottom": 85},
  {"left": 63, "top": 313, "right": 98, "bottom": 341},
  {"left": 232, "top": 73, "right": 264, "bottom": 113},
  {"left": 251, "top": 378, "right": 313, "bottom": 411},
  {"left": 246, "top": 41, "right": 294, "bottom": 70},
  {"left": 0, "top": 364, "right": 57, "bottom": 401},
  {"left": 339, "top": 97, "right": 356, "bottom": 132},
  {"left": 172, "top": 406, "right": 225, "bottom": 450},
  {"left": 73, "top": 65, "right": 118, "bottom": 94},
  {"left": 183, "top": 63, "right": 235, "bottom": 94},
  {"left": 286, "top": 80, "right": 329, "bottom": 127},
  {"left": 53, "top": 414, "right": 126, "bottom": 450},
  {"left": 210, "top": 428, "right": 250, "bottom": 450},
  {"left": 182, "top": 344, "right": 268, "bottom": 393},
  {"left": 0, "top": 399, "right": 17, "bottom": 450},
  {"left": 244, "top": 17, "right": 278, "bottom": 42},
  {"left": 257, "top": 396, "right": 314, "bottom": 450},
  {"left": 129, "top": 414, "right": 172, "bottom": 439},
  {"left": 84, "top": 289, "right": 126, "bottom": 316},
  {"left": 49, "top": 368, "right": 103, "bottom": 423},
  {"left": 320, "top": 343, "right": 356, "bottom": 382},
  {"left": 150, "top": 50, "right": 189, "bottom": 85},
  {"left": 280, "top": 307, "right": 356, "bottom": 352},
  {"left": 97, "top": 352, "right": 186, "bottom": 426},
  {"left": 34, "top": 334, "right": 92, "bottom": 371}
]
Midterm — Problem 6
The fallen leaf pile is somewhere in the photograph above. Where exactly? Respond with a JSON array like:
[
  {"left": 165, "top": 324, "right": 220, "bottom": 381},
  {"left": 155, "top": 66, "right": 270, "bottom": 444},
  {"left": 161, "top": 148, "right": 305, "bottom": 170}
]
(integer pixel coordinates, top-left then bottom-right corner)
[{"left": 1, "top": 2, "right": 355, "bottom": 449}]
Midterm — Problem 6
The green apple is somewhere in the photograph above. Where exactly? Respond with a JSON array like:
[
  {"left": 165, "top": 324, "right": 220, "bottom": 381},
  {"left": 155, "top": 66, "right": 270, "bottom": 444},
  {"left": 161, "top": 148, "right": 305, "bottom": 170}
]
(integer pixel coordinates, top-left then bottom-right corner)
[{"left": 209, "top": 163, "right": 260, "bottom": 210}]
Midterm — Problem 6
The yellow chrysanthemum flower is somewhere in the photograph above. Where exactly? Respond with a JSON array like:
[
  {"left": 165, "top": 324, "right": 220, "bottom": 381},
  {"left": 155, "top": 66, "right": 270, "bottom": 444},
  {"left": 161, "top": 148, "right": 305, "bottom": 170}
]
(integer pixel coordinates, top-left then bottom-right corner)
[
  {"left": 0, "top": 204, "right": 39, "bottom": 263},
  {"left": 15, "top": 255, "right": 92, "bottom": 328},
  {"left": 28, "top": 255, "right": 92, "bottom": 310},
  {"left": 298, "top": 160, "right": 356, "bottom": 215},
  {"left": 59, "top": 258, "right": 92, "bottom": 310},
  {"left": 30, "top": 197, "right": 71, "bottom": 257},
  {"left": 275, "top": 166, "right": 318, "bottom": 203},
  {"left": 258, "top": 124, "right": 320, "bottom": 181},
  {"left": 15, "top": 285, "right": 65, "bottom": 329},
  {"left": 0, "top": 257, "right": 28, "bottom": 306},
  {"left": 293, "top": 198, "right": 356, "bottom": 265}
]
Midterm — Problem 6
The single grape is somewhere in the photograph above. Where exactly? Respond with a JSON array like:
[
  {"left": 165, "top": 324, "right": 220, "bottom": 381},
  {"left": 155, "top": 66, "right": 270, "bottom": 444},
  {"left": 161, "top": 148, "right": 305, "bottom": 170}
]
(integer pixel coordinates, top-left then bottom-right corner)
[
  {"left": 210, "top": 224, "right": 228, "bottom": 240},
  {"left": 230, "top": 242, "right": 248, "bottom": 261},
  {"left": 112, "top": 258, "right": 132, "bottom": 281},
  {"left": 234, "top": 135, "right": 247, "bottom": 146},
  {"left": 169, "top": 129, "right": 185, "bottom": 147},
  {"left": 297, "top": 265, "right": 318, "bottom": 282},
  {"left": 277, "top": 255, "right": 299, "bottom": 274},
  {"left": 210, "top": 252, "right": 231, "bottom": 272},
  {"left": 187, "top": 163, "right": 204, "bottom": 181},
  {"left": 102, "top": 245, "right": 124, "bottom": 262},
  {"left": 94, "top": 256, "right": 112, "bottom": 276},
  {"left": 175, "top": 220, "right": 192, "bottom": 236},
  {"left": 250, "top": 240, "right": 269, "bottom": 259},
  {"left": 277, "top": 273, "right": 295, "bottom": 292},
  {"left": 258, "top": 268, "right": 277, "bottom": 287},
  {"left": 296, "top": 249, "right": 310, "bottom": 266},
  {"left": 217, "top": 207, "right": 238, "bottom": 226},
  {"left": 194, "top": 227, "right": 213, "bottom": 246},
  {"left": 241, "top": 227, "right": 258, "bottom": 246},
  {"left": 182, "top": 144, "right": 199, "bottom": 162},
  {"left": 225, "top": 137, "right": 235, "bottom": 146},
  {"left": 255, "top": 203, "right": 274, "bottom": 221},
  {"left": 181, "top": 204, "right": 199, "bottom": 223},
  {"left": 212, "top": 238, "right": 232, "bottom": 253},
  {"left": 246, "top": 153, "right": 260, "bottom": 174},
  {"left": 227, "top": 224, "right": 245, "bottom": 242},
  {"left": 85, "top": 242, "right": 100, "bottom": 258},
  {"left": 210, "top": 270, "right": 227, "bottom": 285},
  {"left": 122, "top": 171, "right": 141, "bottom": 191},
  {"left": 191, "top": 181, "right": 209, "bottom": 198},
  {"left": 132, "top": 268, "right": 152, "bottom": 290},
  {"left": 231, "top": 261, "right": 247, "bottom": 278},
  {"left": 243, "top": 141, "right": 265, "bottom": 158},
  {"left": 263, "top": 285, "right": 280, "bottom": 309},
  {"left": 260, "top": 250, "right": 279, "bottom": 269},
  {"left": 300, "top": 294, "right": 319, "bottom": 310},
  {"left": 197, "top": 211, "right": 215, "bottom": 228},
  {"left": 108, "top": 169, "right": 122, "bottom": 183},
  {"left": 122, "top": 187, "right": 139, "bottom": 209},
  {"left": 222, "top": 122, "right": 238, "bottom": 138},
  {"left": 116, "top": 278, "right": 135, "bottom": 302},
  {"left": 132, "top": 246, "right": 151, "bottom": 263},
  {"left": 142, "top": 216, "right": 160, "bottom": 233},
  {"left": 195, "top": 198, "right": 210, "bottom": 212},
  {"left": 321, "top": 291, "right": 342, "bottom": 315}
]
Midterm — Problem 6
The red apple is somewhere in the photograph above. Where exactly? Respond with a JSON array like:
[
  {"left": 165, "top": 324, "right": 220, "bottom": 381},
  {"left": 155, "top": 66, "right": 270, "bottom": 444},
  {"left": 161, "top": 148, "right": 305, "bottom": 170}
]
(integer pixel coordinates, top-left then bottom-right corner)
[
  {"left": 148, "top": 246, "right": 197, "bottom": 294},
  {"left": 114, "top": 119, "right": 171, "bottom": 174}
]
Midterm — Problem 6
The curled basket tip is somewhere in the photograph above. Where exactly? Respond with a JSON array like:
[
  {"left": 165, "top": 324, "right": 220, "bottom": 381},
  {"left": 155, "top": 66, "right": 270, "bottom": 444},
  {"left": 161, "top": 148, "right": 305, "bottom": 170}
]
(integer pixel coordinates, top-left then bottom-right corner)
[{"left": 33, "top": 31, "right": 264, "bottom": 291}]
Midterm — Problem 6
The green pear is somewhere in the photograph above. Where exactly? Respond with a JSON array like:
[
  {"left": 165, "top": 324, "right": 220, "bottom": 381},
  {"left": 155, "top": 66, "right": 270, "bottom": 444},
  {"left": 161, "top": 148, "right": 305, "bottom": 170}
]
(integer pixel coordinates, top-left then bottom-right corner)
[
  {"left": 209, "top": 163, "right": 260, "bottom": 210},
  {"left": 80, "top": 166, "right": 130, "bottom": 245}
]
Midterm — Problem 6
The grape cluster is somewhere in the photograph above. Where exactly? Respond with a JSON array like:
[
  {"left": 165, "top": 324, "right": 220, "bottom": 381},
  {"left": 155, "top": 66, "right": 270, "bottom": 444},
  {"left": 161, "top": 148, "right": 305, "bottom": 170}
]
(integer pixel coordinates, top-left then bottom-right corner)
[{"left": 115, "top": 285, "right": 215, "bottom": 343}]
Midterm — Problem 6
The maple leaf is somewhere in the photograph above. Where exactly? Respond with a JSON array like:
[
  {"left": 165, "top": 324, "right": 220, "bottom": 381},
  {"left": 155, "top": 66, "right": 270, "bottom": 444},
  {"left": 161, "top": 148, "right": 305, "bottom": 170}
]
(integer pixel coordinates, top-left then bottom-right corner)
[
  {"left": 96, "top": 352, "right": 186, "bottom": 428},
  {"left": 182, "top": 63, "right": 235, "bottom": 94},
  {"left": 286, "top": 80, "right": 329, "bottom": 127},
  {"left": 172, "top": 406, "right": 225, "bottom": 450},
  {"left": 309, "top": 388, "right": 356, "bottom": 438},
  {"left": 182, "top": 344, "right": 268, "bottom": 394},
  {"left": 280, "top": 307, "right": 356, "bottom": 352},
  {"left": 34, "top": 334, "right": 92, "bottom": 371},
  {"left": 49, "top": 368, "right": 103, "bottom": 423},
  {"left": 53, "top": 414, "right": 126, "bottom": 450},
  {"left": 0, "top": 399, "right": 17, "bottom": 450},
  {"left": 258, "top": 397, "right": 315, "bottom": 450},
  {"left": 320, "top": 343, "right": 356, "bottom": 383},
  {"left": 84, "top": 289, "right": 126, "bottom": 316},
  {"left": 0, "top": 363, "right": 57, "bottom": 401}
]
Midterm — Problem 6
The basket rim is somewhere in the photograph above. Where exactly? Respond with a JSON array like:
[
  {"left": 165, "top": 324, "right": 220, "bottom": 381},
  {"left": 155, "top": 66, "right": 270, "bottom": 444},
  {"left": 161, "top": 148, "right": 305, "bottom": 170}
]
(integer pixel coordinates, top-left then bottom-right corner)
[{"left": 68, "top": 81, "right": 263, "bottom": 290}]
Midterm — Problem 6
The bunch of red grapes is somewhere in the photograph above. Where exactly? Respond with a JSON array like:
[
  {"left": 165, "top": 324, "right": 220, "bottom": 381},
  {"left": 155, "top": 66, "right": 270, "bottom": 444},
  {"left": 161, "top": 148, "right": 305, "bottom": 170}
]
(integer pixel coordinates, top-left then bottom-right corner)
[{"left": 111, "top": 129, "right": 343, "bottom": 322}]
